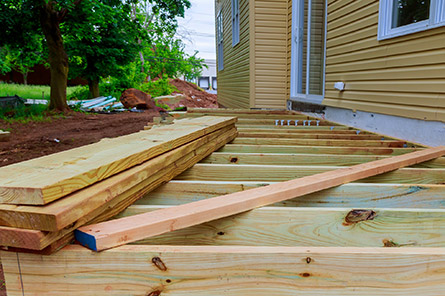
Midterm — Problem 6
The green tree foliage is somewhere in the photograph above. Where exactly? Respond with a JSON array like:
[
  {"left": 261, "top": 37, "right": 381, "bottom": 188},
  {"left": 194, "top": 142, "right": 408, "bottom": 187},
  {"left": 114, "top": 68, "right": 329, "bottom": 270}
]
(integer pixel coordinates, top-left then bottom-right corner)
[
  {"left": 2, "top": 37, "right": 45, "bottom": 85},
  {"left": 0, "top": 0, "right": 192, "bottom": 110},
  {"left": 143, "top": 34, "right": 206, "bottom": 81},
  {"left": 65, "top": 0, "right": 142, "bottom": 98}
]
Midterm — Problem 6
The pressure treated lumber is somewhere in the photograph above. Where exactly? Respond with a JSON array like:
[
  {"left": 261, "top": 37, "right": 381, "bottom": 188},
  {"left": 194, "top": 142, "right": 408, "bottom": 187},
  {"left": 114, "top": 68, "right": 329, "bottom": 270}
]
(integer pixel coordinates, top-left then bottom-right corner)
[
  {"left": 0, "top": 126, "right": 236, "bottom": 231},
  {"left": 75, "top": 146, "right": 445, "bottom": 251},
  {"left": 237, "top": 127, "right": 367, "bottom": 134},
  {"left": 114, "top": 205, "right": 445, "bottom": 247},
  {"left": 187, "top": 108, "right": 304, "bottom": 115},
  {"left": 203, "top": 152, "right": 445, "bottom": 167},
  {"left": 4, "top": 245, "right": 445, "bottom": 295},
  {"left": 219, "top": 144, "right": 421, "bottom": 155},
  {"left": 237, "top": 132, "right": 385, "bottom": 140},
  {"left": 137, "top": 181, "right": 445, "bottom": 209},
  {"left": 177, "top": 164, "right": 445, "bottom": 184},
  {"left": 0, "top": 130, "right": 10, "bottom": 142},
  {"left": 0, "top": 116, "right": 236, "bottom": 205},
  {"left": 236, "top": 118, "right": 338, "bottom": 126},
  {"left": 0, "top": 128, "right": 237, "bottom": 250},
  {"left": 232, "top": 137, "right": 408, "bottom": 147}
]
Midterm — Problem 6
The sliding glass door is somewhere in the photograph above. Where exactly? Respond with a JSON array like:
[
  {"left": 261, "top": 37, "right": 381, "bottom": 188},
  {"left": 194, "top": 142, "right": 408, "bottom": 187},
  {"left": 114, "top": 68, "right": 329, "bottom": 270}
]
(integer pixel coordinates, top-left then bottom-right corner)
[{"left": 291, "top": 0, "right": 326, "bottom": 104}]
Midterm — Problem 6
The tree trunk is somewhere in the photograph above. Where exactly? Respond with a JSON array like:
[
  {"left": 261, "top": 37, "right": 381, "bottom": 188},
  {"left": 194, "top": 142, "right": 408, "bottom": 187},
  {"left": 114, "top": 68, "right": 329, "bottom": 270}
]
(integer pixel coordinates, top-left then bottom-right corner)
[
  {"left": 39, "top": 2, "right": 69, "bottom": 111},
  {"left": 23, "top": 72, "right": 28, "bottom": 85},
  {"left": 88, "top": 79, "right": 100, "bottom": 98}
]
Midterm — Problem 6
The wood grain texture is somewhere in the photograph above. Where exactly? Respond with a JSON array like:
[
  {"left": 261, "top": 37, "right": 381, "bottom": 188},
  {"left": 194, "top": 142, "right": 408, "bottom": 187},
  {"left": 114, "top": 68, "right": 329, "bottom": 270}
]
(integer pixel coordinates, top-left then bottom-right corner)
[
  {"left": 177, "top": 163, "right": 445, "bottom": 184},
  {"left": 237, "top": 127, "right": 367, "bottom": 134},
  {"left": 0, "top": 116, "right": 236, "bottom": 205},
  {"left": 75, "top": 146, "right": 445, "bottom": 251},
  {"left": 137, "top": 181, "right": 445, "bottom": 209},
  {"left": 4, "top": 245, "right": 445, "bottom": 295},
  {"left": 115, "top": 205, "right": 445, "bottom": 247},
  {"left": 0, "top": 126, "right": 236, "bottom": 231},
  {"left": 202, "top": 152, "right": 445, "bottom": 168},
  {"left": 219, "top": 144, "right": 420, "bottom": 155},
  {"left": 236, "top": 118, "right": 339, "bottom": 126},
  {"left": 232, "top": 137, "right": 408, "bottom": 147},
  {"left": 0, "top": 129, "right": 237, "bottom": 250},
  {"left": 237, "top": 132, "right": 385, "bottom": 140}
]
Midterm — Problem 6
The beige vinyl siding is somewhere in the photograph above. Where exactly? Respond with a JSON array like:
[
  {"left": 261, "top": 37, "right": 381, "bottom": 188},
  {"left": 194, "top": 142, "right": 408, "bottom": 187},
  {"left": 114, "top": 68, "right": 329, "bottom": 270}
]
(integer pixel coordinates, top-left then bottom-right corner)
[
  {"left": 252, "top": 0, "right": 288, "bottom": 109},
  {"left": 216, "top": 0, "right": 250, "bottom": 109},
  {"left": 286, "top": 0, "right": 292, "bottom": 99},
  {"left": 323, "top": 0, "right": 445, "bottom": 122}
]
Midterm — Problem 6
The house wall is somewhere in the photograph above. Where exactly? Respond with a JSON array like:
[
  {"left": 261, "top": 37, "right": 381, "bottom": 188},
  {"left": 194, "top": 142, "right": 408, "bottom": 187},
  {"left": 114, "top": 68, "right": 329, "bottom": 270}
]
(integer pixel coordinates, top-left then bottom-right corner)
[
  {"left": 251, "top": 0, "right": 289, "bottom": 109},
  {"left": 215, "top": 0, "right": 251, "bottom": 109},
  {"left": 323, "top": 0, "right": 445, "bottom": 122}
]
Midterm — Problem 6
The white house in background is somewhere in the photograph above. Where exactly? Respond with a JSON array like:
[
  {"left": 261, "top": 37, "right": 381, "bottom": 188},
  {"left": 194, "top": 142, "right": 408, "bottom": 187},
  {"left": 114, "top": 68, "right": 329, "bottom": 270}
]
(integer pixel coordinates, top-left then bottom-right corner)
[{"left": 197, "top": 59, "right": 217, "bottom": 93}]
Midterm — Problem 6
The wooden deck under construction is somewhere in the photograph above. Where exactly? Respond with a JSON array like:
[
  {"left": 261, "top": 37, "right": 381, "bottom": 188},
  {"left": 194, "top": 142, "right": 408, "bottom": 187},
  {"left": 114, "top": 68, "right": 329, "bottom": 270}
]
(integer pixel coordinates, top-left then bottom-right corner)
[{"left": 2, "top": 108, "right": 445, "bottom": 295}]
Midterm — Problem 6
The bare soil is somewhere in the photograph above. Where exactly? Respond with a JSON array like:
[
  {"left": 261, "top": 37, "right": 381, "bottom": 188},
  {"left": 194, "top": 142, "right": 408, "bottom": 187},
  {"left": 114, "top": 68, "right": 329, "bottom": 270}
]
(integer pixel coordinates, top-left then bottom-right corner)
[{"left": 170, "top": 79, "right": 219, "bottom": 108}]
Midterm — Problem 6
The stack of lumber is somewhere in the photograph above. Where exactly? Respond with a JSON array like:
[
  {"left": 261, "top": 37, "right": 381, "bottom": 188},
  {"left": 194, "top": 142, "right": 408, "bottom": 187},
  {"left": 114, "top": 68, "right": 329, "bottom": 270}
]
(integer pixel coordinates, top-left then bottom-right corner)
[
  {"left": 0, "top": 116, "right": 237, "bottom": 252},
  {"left": 3, "top": 109, "right": 445, "bottom": 296},
  {"left": 0, "top": 130, "right": 10, "bottom": 142}
]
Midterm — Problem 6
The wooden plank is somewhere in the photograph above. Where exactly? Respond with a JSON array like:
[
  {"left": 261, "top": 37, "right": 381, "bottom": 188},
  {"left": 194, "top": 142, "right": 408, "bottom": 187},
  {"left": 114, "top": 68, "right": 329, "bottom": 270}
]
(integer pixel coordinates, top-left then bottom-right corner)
[
  {"left": 177, "top": 164, "right": 445, "bottom": 184},
  {"left": 0, "top": 126, "right": 236, "bottom": 231},
  {"left": 5, "top": 245, "right": 445, "bottom": 295},
  {"left": 75, "top": 146, "right": 445, "bottom": 251},
  {"left": 137, "top": 181, "right": 445, "bottom": 209},
  {"left": 176, "top": 112, "right": 313, "bottom": 120},
  {"left": 114, "top": 205, "right": 445, "bottom": 247},
  {"left": 0, "top": 130, "right": 10, "bottom": 142},
  {"left": 219, "top": 144, "right": 421, "bottom": 155},
  {"left": 236, "top": 118, "right": 339, "bottom": 126},
  {"left": 203, "top": 152, "right": 445, "bottom": 168},
  {"left": 232, "top": 138, "right": 409, "bottom": 148},
  {"left": 0, "top": 129, "right": 237, "bottom": 250},
  {"left": 236, "top": 125, "right": 351, "bottom": 130},
  {"left": 237, "top": 127, "right": 367, "bottom": 134},
  {"left": 186, "top": 108, "right": 301, "bottom": 115},
  {"left": 0, "top": 116, "right": 237, "bottom": 205},
  {"left": 237, "top": 132, "right": 385, "bottom": 140}
]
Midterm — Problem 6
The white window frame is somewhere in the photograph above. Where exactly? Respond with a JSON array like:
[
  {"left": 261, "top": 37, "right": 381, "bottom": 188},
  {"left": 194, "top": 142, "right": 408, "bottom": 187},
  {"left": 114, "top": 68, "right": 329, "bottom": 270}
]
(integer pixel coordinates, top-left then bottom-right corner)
[
  {"left": 217, "top": 11, "right": 224, "bottom": 71},
  {"left": 232, "top": 0, "right": 240, "bottom": 46},
  {"left": 378, "top": 0, "right": 445, "bottom": 40},
  {"left": 290, "top": 0, "right": 328, "bottom": 105}
]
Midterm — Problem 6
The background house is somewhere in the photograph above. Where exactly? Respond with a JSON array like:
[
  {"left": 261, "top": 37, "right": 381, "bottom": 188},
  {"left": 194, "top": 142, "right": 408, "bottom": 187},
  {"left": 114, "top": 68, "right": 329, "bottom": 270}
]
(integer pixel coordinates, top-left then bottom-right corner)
[{"left": 215, "top": 0, "right": 445, "bottom": 146}]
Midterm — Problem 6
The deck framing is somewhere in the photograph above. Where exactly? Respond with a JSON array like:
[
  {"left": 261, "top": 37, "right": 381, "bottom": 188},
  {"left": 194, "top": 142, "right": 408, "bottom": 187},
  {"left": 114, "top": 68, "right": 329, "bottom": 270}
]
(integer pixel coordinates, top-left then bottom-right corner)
[{"left": 1, "top": 108, "right": 444, "bottom": 296}]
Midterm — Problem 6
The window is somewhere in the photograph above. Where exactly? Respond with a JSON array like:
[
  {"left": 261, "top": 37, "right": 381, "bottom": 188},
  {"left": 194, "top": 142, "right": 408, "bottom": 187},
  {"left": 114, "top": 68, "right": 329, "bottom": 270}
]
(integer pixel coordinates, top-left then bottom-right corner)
[
  {"left": 198, "top": 77, "right": 210, "bottom": 90},
  {"left": 378, "top": 0, "right": 445, "bottom": 40},
  {"left": 217, "top": 11, "right": 224, "bottom": 71},
  {"left": 232, "top": 0, "right": 240, "bottom": 46}
]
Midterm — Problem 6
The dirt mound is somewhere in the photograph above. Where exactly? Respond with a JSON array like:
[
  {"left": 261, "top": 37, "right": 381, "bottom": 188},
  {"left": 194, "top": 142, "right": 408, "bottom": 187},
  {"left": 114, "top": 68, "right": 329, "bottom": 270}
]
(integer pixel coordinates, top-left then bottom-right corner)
[
  {"left": 169, "top": 79, "right": 218, "bottom": 109},
  {"left": 0, "top": 110, "right": 159, "bottom": 168}
]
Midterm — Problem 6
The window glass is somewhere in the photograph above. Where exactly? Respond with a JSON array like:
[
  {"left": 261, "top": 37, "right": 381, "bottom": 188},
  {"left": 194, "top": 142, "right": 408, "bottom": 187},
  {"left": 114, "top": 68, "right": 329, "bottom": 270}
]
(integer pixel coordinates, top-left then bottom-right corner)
[{"left": 392, "top": 0, "right": 430, "bottom": 28}]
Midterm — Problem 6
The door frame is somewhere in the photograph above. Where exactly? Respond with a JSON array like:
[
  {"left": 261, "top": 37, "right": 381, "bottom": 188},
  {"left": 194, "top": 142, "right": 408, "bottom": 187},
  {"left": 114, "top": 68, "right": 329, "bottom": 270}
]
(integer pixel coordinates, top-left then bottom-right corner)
[{"left": 290, "top": 0, "right": 328, "bottom": 105}]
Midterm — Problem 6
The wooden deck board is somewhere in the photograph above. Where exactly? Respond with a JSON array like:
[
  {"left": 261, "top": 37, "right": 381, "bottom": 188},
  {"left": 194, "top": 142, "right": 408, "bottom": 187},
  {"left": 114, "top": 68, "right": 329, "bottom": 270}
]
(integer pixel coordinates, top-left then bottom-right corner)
[
  {"left": 177, "top": 163, "right": 445, "bottom": 184},
  {"left": 136, "top": 181, "right": 445, "bottom": 209},
  {"left": 4, "top": 245, "right": 445, "bottom": 295},
  {"left": 0, "top": 116, "right": 236, "bottom": 205}
]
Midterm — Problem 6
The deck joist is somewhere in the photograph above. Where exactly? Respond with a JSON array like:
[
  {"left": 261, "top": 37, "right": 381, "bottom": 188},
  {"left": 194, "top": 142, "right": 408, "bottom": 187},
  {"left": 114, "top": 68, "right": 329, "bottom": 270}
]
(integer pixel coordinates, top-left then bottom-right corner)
[{"left": 1, "top": 108, "right": 444, "bottom": 296}]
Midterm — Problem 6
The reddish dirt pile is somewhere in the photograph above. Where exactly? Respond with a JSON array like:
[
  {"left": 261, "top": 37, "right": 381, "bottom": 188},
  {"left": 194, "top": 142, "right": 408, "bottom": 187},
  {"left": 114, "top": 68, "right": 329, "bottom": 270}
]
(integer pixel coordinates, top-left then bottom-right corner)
[
  {"left": 170, "top": 79, "right": 218, "bottom": 108},
  {"left": 0, "top": 110, "right": 159, "bottom": 168}
]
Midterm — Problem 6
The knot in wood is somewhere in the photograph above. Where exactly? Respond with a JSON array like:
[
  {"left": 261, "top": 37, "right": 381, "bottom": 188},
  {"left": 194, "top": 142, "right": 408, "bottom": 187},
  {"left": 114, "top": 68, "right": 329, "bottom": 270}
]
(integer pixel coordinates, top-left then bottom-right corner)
[
  {"left": 152, "top": 257, "right": 167, "bottom": 271},
  {"left": 147, "top": 290, "right": 162, "bottom": 296},
  {"left": 344, "top": 209, "right": 377, "bottom": 224}
]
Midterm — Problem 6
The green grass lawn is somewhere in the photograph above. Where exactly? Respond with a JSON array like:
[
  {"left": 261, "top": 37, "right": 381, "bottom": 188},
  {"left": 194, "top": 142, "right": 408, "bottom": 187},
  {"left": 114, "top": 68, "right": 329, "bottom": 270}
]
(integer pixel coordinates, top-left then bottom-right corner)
[{"left": 0, "top": 83, "right": 84, "bottom": 101}]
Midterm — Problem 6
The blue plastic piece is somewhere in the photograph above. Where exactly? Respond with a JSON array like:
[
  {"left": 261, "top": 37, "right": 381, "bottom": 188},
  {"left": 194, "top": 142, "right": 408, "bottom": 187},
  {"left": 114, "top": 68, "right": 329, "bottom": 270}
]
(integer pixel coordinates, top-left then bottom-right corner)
[{"left": 75, "top": 229, "right": 98, "bottom": 251}]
